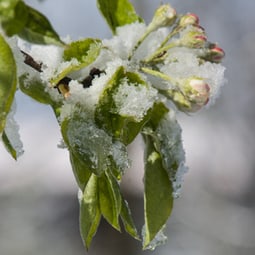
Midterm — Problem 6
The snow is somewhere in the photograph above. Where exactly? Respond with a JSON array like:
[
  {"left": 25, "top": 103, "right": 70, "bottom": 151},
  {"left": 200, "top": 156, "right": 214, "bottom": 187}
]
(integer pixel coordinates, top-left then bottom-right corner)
[
  {"left": 65, "top": 114, "right": 130, "bottom": 175},
  {"left": 142, "top": 224, "right": 167, "bottom": 250},
  {"left": 156, "top": 110, "right": 188, "bottom": 198},
  {"left": 4, "top": 101, "right": 24, "bottom": 158},
  {"left": 113, "top": 78, "right": 158, "bottom": 121}
]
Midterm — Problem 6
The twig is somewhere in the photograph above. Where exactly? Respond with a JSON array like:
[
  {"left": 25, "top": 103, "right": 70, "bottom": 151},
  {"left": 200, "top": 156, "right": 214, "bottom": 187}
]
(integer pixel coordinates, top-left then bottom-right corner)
[{"left": 21, "top": 50, "right": 43, "bottom": 72}]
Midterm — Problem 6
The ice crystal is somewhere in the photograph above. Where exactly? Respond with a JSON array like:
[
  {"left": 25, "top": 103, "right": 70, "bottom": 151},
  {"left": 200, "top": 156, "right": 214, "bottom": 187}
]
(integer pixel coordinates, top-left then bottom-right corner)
[
  {"left": 66, "top": 114, "right": 130, "bottom": 175},
  {"left": 4, "top": 101, "right": 24, "bottom": 158},
  {"left": 156, "top": 110, "right": 188, "bottom": 198},
  {"left": 142, "top": 225, "right": 167, "bottom": 250}
]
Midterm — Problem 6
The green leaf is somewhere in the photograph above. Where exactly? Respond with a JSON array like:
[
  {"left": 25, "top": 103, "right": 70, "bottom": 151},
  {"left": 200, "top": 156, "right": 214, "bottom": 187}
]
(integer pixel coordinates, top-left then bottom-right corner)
[
  {"left": 2, "top": 130, "right": 17, "bottom": 160},
  {"left": 142, "top": 133, "right": 173, "bottom": 249},
  {"left": 19, "top": 74, "right": 57, "bottom": 105},
  {"left": 19, "top": 4, "right": 63, "bottom": 45},
  {"left": 0, "top": 1, "right": 62, "bottom": 45},
  {"left": 97, "top": 0, "right": 143, "bottom": 34},
  {"left": 0, "top": 34, "right": 17, "bottom": 134},
  {"left": 98, "top": 170, "right": 121, "bottom": 230},
  {"left": 51, "top": 39, "right": 102, "bottom": 86},
  {"left": 95, "top": 66, "right": 153, "bottom": 145},
  {"left": 0, "top": 0, "right": 28, "bottom": 36},
  {"left": 145, "top": 102, "right": 169, "bottom": 130},
  {"left": 144, "top": 108, "right": 187, "bottom": 196},
  {"left": 70, "top": 151, "right": 92, "bottom": 191},
  {"left": 80, "top": 174, "right": 101, "bottom": 249},
  {"left": 63, "top": 38, "right": 101, "bottom": 63},
  {"left": 120, "top": 198, "right": 140, "bottom": 240}
]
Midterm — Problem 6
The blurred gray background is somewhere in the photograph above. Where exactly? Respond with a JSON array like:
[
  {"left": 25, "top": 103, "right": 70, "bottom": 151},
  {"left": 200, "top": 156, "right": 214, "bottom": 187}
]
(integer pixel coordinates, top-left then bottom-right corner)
[{"left": 1, "top": 0, "right": 255, "bottom": 254}]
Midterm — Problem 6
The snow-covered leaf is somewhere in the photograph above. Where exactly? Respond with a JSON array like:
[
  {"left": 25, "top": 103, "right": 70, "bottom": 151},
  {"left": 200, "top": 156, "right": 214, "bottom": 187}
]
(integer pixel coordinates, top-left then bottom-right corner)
[
  {"left": 61, "top": 114, "right": 106, "bottom": 176},
  {"left": 1, "top": 101, "right": 24, "bottom": 160},
  {"left": 61, "top": 110, "right": 128, "bottom": 176},
  {"left": 63, "top": 38, "right": 101, "bottom": 63},
  {"left": 151, "top": 111, "right": 187, "bottom": 198},
  {"left": 95, "top": 66, "right": 156, "bottom": 145},
  {"left": 51, "top": 39, "right": 102, "bottom": 86},
  {"left": 80, "top": 174, "right": 101, "bottom": 249},
  {"left": 19, "top": 74, "right": 57, "bottom": 106},
  {"left": 142, "top": 133, "right": 173, "bottom": 249},
  {"left": 0, "top": 34, "right": 17, "bottom": 135},
  {"left": 97, "top": 0, "right": 143, "bottom": 34},
  {"left": 2, "top": 130, "right": 17, "bottom": 160}
]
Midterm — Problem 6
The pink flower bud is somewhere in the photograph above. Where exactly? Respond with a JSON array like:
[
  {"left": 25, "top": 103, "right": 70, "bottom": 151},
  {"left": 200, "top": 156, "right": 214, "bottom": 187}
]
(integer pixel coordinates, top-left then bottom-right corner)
[
  {"left": 179, "top": 77, "right": 210, "bottom": 112},
  {"left": 179, "top": 13, "right": 199, "bottom": 26},
  {"left": 200, "top": 43, "right": 225, "bottom": 63},
  {"left": 210, "top": 45, "right": 225, "bottom": 63},
  {"left": 179, "top": 27, "right": 207, "bottom": 48},
  {"left": 162, "top": 77, "right": 210, "bottom": 112}
]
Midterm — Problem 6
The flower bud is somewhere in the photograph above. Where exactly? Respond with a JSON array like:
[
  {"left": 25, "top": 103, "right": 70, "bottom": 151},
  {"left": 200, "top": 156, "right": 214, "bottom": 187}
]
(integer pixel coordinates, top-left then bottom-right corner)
[
  {"left": 182, "top": 77, "right": 210, "bottom": 112},
  {"left": 179, "top": 13, "right": 199, "bottom": 27},
  {"left": 179, "top": 27, "right": 207, "bottom": 48},
  {"left": 200, "top": 43, "right": 225, "bottom": 63},
  {"left": 162, "top": 77, "right": 210, "bottom": 112},
  {"left": 209, "top": 44, "right": 225, "bottom": 63},
  {"left": 147, "top": 4, "right": 177, "bottom": 33}
]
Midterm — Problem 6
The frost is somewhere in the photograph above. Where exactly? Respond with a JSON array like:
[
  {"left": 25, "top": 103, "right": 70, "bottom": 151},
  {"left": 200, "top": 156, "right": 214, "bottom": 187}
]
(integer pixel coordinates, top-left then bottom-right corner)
[
  {"left": 4, "top": 101, "right": 24, "bottom": 158},
  {"left": 113, "top": 79, "right": 158, "bottom": 121},
  {"left": 156, "top": 110, "right": 188, "bottom": 198},
  {"left": 66, "top": 114, "right": 130, "bottom": 175},
  {"left": 57, "top": 139, "right": 67, "bottom": 149},
  {"left": 111, "top": 141, "right": 131, "bottom": 173},
  {"left": 142, "top": 225, "right": 167, "bottom": 250}
]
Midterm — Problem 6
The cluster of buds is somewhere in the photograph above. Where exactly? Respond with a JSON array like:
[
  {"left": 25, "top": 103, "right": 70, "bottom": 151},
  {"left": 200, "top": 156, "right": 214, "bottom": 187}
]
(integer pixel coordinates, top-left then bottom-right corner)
[
  {"left": 168, "top": 12, "right": 207, "bottom": 49},
  {"left": 175, "top": 13, "right": 225, "bottom": 60},
  {"left": 135, "top": 6, "right": 225, "bottom": 113}
]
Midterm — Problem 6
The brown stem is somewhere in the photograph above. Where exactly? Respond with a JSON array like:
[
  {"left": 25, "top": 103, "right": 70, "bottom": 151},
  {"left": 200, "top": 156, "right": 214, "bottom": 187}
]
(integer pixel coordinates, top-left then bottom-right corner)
[{"left": 21, "top": 50, "right": 43, "bottom": 72}]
